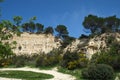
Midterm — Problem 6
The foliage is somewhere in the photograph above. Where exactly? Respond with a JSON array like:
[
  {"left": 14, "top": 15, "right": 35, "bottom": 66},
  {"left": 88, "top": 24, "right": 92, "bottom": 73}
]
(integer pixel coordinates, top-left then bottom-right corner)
[
  {"left": 36, "top": 49, "right": 62, "bottom": 67},
  {"left": 58, "top": 66, "right": 83, "bottom": 80},
  {"left": 118, "top": 74, "right": 120, "bottom": 80},
  {"left": 0, "top": 0, "right": 4, "bottom": 2},
  {"left": 0, "top": 70, "right": 54, "bottom": 80},
  {"left": 0, "top": 42, "right": 13, "bottom": 58},
  {"left": 90, "top": 42, "right": 120, "bottom": 70},
  {"left": 21, "top": 16, "right": 36, "bottom": 33},
  {"left": 44, "top": 26, "right": 54, "bottom": 34},
  {"left": 81, "top": 64, "right": 114, "bottom": 80},
  {"left": 55, "top": 25, "right": 69, "bottom": 38},
  {"left": 61, "top": 35, "right": 75, "bottom": 48},
  {"left": 35, "top": 23, "right": 44, "bottom": 33},
  {"left": 0, "top": 42, "right": 13, "bottom": 67},
  {"left": 79, "top": 34, "right": 89, "bottom": 39},
  {"left": 0, "top": 58, "right": 12, "bottom": 67},
  {"left": 83, "top": 14, "right": 120, "bottom": 34},
  {"left": 106, "top": 35, "right": 115, "bottom": 45},
  {"left": 61, "top": 51, "right": 88, "bottom": 70},
  {"left": 13, "top": 16, "right": 23, "bottom": 26},
  {"left": 11, "top": 54, "right": 41, "bottom": 68},
  {"left": 1, "top": 20, "right": 13, "bottom": 29},
  {"left": 10, "top": 49, "right": 63, "bottom": 68},
  {"left": 0, "top": 19, "right": 20, "bottom": 67}
]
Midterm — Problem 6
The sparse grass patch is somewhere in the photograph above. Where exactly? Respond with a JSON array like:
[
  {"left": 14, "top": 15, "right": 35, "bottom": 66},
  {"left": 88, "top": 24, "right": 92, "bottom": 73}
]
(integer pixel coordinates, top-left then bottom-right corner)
[
  {"left": 118, "top": 73, "right": 120, "bottom": 79},
  {"left": 0, "top": 70, "right": 54, "bottom": 80},
  {"left": 58, "top": 66, "right": 85, "bottom": 80},
  {"left": 38, "top": 64, "right": 58, "bottom": 70}
]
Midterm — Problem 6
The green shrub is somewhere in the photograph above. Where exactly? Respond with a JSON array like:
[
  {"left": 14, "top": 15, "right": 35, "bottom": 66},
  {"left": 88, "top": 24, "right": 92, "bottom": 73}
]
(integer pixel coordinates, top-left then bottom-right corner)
[
  {"left": 90, "top": 42, "right": 120, "bottom": 70},
  {"left": 11, "top": 55, "right": 26, "bottom": 67},
  {"left": 61, "top": 51, "right": 79, "bottom": 69},
  {"left": 81, "top": 68, "right": 89, "bottom": 79},
  {"left": 118, "top": 74, "right": 120, "bottom": 80},
  {"left": 0, "top": 42, "right": 13, "bottom": 61},
  {"left": 67, "top": 61, "right": 78, "bottom": 70},
  {"left": 91, "top": 52, "right": 120, "bottom": 70},
  {"left": 10, "top": 49, "right": 62, "bottom": 68},
  {"left": 0, "top": 59, "right": 11, "bottom": 67},
  {"left": 81, "top": 64, "right": 114, "bottom": 80},
  {"left": 15, "top": 59, "right": 25, "bottom": 67},
  {"left": 61, "top": 51, "right": 88, "bottom": 70},
  {"left": 78, "top": 53, "right": 88, "bottom": 68},
  {"left": 36, "top": 53, "right": 46, "bottom": 67},
  {"left": 36, "top": 49, "right": 62, "bottom": 67}
]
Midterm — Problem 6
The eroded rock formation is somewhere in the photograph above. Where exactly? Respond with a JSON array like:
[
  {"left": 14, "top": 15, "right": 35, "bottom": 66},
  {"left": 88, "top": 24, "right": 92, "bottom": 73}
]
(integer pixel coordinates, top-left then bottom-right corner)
[{"left": 65, "top": 33, "right": 120, "bottom": 59}]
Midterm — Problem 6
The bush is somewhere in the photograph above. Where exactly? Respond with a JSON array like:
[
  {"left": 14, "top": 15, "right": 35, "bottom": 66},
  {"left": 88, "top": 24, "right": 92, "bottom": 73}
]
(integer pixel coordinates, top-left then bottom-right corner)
[
  {"left": 61, "top": 51, "right": 88, "bottom": 70},
  {"left": 67, "top": 61, "right": 78, "bottom": 70},
  {"left": 61, "top": 51, "right": 79, "bottom": 70},
  {"left": 90, "top": 52, "right": 120, "bottom": 70},
  {"left": 36, "top": 53, "right": 46, "bottom": 67},
  {"left": 15, "top": 59, "right": 25, "bottom": 67},
  {"left": 11, "top": 55, "right": 26, "bottom": 67},
  {"left": 81, "top": 64, "right": 114, "bottom": 80},
  {"left": 0, "top": 59, "right": 11, "bottom": 67},
  {"left": 81, "top": 68, "right": 89, "bottom": 79},
  {"left": 0, "top": 42, "right": 13, "bottom": 60},
  {"left": 36, "top": 49, "right": 62, "bottom": 67},
  {"left": 10, "top": 49, "right": 62, "bottom": 68},
  {"left": 77, "top": 53, "right": 88, "bottom": 68},
  {"left": 90, "top": 42, "right": 120, "bottom": 70}
]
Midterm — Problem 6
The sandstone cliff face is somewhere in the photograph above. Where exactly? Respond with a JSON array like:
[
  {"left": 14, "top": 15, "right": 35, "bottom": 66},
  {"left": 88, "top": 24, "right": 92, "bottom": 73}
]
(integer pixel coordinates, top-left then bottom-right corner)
[
  {"left": 8, "top": 32, "right": 120, "bottom": 58},
  {"left": 65, "top": 33, "right": 120, "bottom": 59},
  {"left": 9, "top": 32, "right": 61, "bottom": 56}
]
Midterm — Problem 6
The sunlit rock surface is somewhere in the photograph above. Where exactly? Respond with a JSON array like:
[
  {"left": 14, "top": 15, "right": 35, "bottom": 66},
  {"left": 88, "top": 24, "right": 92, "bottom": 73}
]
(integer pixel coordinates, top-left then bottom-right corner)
[
  {"left": 65, "top": 33, "right": 120, "bottom": 59},
  {"left": 9, "top": 32, "right": 61, "bottom": 56}
]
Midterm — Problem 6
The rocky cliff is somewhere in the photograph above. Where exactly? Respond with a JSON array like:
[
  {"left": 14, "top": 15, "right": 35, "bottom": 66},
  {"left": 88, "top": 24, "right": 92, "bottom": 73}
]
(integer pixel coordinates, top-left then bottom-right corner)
[
  {"left": 9, "top": 32, "right": 61, "bottom": 56},
  {"left": 65, "top": 33, "right": 120, "bottom": 59},
  {"left": 8, "top": 32, "right": 120, "bottom": 58}
]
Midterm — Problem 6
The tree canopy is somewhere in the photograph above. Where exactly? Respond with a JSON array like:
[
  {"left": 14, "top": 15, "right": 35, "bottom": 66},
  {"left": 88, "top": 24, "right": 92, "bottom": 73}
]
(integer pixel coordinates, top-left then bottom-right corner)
[
  {"left": 55, "top": 25, "right": 69, "bottom": 38},
  {"left": 83, "top": 14, "right": 120, "bottom": 34},
  {"left": 13, "top": 16, "right": 23, "bottom": 26},
  {"left": 44, "top": 26, "right": 54, "bottom": 34}
]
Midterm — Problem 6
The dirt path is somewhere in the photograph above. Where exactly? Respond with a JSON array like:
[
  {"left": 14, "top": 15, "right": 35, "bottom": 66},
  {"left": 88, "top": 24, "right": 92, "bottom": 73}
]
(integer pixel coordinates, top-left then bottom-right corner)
[{"left": 0, "top": 67, "right": 76, "bottom": 80}]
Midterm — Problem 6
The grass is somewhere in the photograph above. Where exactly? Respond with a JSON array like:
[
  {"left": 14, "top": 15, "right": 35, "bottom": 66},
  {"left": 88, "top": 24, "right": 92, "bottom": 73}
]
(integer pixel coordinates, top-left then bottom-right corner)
[
  {"left": 38, "top": 64, "right": 58, "bottom": 70},
  {"left": 58, "top": 66, "right": 85, "bottom": 80},
  {"left": 115, "top": 72, "right": 120, "bottom": 80},
  {"left": 0, "top": 70, "right": 54, "bottom": 80},
  {"left": 118, "top": 73, "right": 120, "bottom": 79}
]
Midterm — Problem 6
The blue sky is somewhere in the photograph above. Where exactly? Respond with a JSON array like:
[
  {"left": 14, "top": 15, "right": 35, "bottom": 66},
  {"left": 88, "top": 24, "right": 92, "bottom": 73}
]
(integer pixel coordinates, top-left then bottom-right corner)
[{"left": 0, "top": 0, "right": 120, "bottom": 38}]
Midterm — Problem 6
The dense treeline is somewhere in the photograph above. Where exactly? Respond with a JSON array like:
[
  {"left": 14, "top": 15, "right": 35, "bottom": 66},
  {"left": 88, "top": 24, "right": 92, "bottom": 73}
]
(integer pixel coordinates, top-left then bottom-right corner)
[
  {"left": 0, "top": 16, "right": 76, "bottom": 48},
  {"left": 83, "top": 14, "right": 120, "bottom": 34},
  {"left": 1, "top": 14, "right": 120, "bottom": 39}
]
